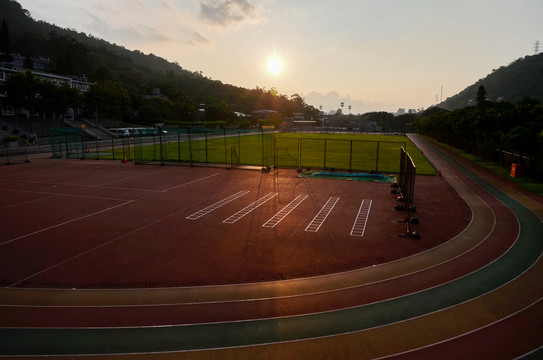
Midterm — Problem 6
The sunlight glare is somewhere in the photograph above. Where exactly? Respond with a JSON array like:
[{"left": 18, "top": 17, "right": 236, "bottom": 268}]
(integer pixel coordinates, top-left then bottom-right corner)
[{"left": 267, "top": 58, "right": 283, "bottom": 75}]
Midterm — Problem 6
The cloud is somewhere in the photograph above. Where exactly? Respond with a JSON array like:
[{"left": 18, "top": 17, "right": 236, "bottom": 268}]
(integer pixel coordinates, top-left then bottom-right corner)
[
  {"left": 200, "top": 0, "right": 256, "bottom": 26},
  {"left": 82, "top": 8, "right": 173, "bottom": 44},
  {"left": 78, "top": 1, "right": 195, "bottom": 48},
  {"left": 161, "top": 0, "right": 174, "bottom": 10},
  {"left": 188, "top": 31, "right": 211, "bottom": 46}
]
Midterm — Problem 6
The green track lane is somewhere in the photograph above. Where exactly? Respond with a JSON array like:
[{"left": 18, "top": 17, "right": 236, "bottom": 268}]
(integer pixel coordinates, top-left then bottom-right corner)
[{"left": 1, "top": 138, "right": 542, "bottom": 356}]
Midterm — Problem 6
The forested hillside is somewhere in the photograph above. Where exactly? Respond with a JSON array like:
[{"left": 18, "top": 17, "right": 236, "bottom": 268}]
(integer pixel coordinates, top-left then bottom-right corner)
[
  {"left": 440, "top": 53, "right": 543, "bottom": 110},
  {"left": 0, "top": 0, "right": 318, "bottom": 127},
  {"left": 416, "top": 90, "right": 543, "bottom": 180}
]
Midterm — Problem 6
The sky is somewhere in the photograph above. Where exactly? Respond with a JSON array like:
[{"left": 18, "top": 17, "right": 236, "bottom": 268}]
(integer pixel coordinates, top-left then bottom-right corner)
[{"left": 16, "top": 0, "right": 543, "bottom": 114}]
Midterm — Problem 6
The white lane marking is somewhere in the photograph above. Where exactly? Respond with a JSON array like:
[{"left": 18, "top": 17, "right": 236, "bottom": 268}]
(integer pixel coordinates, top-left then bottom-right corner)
[
  {"left": 262, "top": 194, "right": 308, "bottom": 228},
  {"left": 350, "top": 199, "right": 372, "bottom": 237},
  {"left": 223, "top": 192, "right": 278, "bottom": 224},
  {"left": 305, "top": 197, "right": 340, "bottom": 232},
  {"left": 187, "top": 191, "right": 250, "bottom": 220}
]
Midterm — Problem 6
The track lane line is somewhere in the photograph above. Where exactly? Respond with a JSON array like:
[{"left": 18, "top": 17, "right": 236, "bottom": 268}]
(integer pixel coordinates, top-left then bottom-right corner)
[{"left": 0, "top": 201, "right": 134, "bottom": 247}]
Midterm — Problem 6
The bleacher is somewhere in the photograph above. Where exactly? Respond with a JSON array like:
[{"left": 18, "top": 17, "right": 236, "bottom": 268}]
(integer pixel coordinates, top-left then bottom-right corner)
[{"left": 62, "top": 119, "right": 117, "bottom": 140}]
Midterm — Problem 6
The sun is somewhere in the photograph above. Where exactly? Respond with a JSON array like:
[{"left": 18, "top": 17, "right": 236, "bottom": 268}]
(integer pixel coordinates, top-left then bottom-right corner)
[{"left": 267, "top": 58, "right": 283, "bottom": 75}]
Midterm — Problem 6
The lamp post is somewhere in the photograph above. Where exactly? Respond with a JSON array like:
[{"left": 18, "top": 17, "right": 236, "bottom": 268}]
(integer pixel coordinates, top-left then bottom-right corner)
[
  {"left": 155, "top": 123, "right": 165, "bottom": 166},
  {"left": 319, "top": 105, "right": 324, "bottom": 128}
]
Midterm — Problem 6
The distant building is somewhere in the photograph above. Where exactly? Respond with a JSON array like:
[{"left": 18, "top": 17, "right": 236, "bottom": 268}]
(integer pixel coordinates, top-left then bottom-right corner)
[
  {"left": 293, "top": 112, "right": 304, "bottom": 120},
  {"left": 0, "top": 62, "right": 93, "bottom": 117},
  {"left": 360, "top": 120, "right": 378, "bottom": 132},
  {"left": 143, "top": 88, "right": 169, "bottom": 100},
  {"left": 3, "top": 54, "right": 50, "bottom": 71},
  {"left": 0, "top": 66, "right": 92, "bottom": 94},
  {"left": 251, "top": 109, "right": 277, "bottom": 119}
]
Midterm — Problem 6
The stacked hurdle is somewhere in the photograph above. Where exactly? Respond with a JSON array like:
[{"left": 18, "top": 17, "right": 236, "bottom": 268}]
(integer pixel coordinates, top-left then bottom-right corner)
[{"left": 394, "top": 147, "right": 419, "bottom": 238}]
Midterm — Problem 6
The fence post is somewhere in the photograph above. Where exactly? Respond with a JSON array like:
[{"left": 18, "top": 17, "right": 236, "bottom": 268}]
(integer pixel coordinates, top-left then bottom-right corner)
[
  {"left": 274, "top": 136, "right": 277, "bottom": 168},
  {"left": 298, "top": 138, "right": 304, "bottom": 167},
  {"left": 158, "top": 126, "right": 164, "bottom": 166},
  {"left": 223, "top": 129, "right": 227, "bottom": 169},
  {"left": 81, "top": 129, "right": 85, "bottom": 159},
  {"left": 261, "top": 129, "right": 264, "bottom": 167},
  {"left": 323, "top": 139, "right": 327, "bottom": 169},
  {"left": 152, "top": 135, "right": 156, "bottom": 161},
  {"left": 349, "top": 140, "right": 353, "bottom": 171},
  {"left": 177, "top": 130, "right": 181, "bottom": 161},
  {"left": 298, "top": 138, "right": 301, "bottom": 168},
  {"left": 375, "top": 141, "right": 380, "bottom": 173},
  {"left": 122, "top": 138, "right": 126, "bottom": 162},
  {"left": 111, "top": 137, "right": 115, "bottom": 160},
  {"left": 205, "top": 132, "right": 208, "bottom": 163},
  {"left": 188, "top": 128, "right": 193, "bottom": 166}
]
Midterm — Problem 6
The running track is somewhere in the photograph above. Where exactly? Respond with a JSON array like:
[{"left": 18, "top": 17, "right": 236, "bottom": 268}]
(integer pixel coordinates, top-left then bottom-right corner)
[{"left": 0, "top": 134, "right": 542, "bottom": 359}]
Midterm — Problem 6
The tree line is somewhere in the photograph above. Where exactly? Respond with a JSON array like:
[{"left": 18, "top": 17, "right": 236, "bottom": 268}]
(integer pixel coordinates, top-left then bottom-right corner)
[
  {"left": 0, "top": 1, "right": 319, "bottom": 129},
  {"left": 415, "top": 86, "right": 543, "bottom": 179}
]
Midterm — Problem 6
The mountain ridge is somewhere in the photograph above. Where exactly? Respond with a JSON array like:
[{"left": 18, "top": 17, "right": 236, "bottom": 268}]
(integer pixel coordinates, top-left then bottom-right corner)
[{"left": 439, "top": 53, "right": 543, "bottom": 110}]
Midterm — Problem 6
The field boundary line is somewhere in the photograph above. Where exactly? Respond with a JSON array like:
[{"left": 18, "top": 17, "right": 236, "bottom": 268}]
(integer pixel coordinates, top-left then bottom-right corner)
[
  {"left": 0, "top": 201, "right": 134, "bottom": 247},
  {"left": 1, "top": 179, "right": 162, "bottom": 193},
  {"left": 161, "top": 173, "right": 221, "bottom": 192}
]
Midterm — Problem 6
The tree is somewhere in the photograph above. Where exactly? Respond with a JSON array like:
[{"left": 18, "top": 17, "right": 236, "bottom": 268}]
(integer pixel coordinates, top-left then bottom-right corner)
[
  {"left": 206, "top": 100, "right": 233, "bottom": 122},
  {"left": 5, "top": 71, "right": 34, "bottom": 111},
  {"left": 0, "top": 19, "right": 12, "bottom": 62},
  {"left": 138, "top": 105, "right": 162, "bottom": 125},
  {"left": 476, "top": 85, "right": 487, "bottom": 104},
  {"left": 4, "top": 71, "right": 82, "bottom": 118},
  {"left": 23, "top": 54, "right": 34, "bottom": 69}
]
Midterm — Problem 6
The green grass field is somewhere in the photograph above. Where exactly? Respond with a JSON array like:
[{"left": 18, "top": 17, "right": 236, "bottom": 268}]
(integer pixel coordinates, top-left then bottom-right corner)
[
  {"left": 274, "top": 133, "right": 435, "bottom": 175},
  {"left": 110, "top": 132, "right": 436, "bottom": 175}
]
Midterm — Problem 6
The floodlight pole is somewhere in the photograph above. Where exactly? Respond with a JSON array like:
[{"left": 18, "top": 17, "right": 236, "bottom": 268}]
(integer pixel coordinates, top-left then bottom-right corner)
[{"left": 156, "top": 123, "right": 165, "bottom": 166}]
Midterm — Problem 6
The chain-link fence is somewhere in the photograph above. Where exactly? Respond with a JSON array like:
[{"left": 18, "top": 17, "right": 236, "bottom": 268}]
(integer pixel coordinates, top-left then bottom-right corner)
[
  {"left": 132, "top": 128, "right": 275, "bottom": 168},
  {"left": 50, "top": 128, "right": 407, "bottom": 173},
  {"left": 50, "top": 127, "right": 276, "bottom": 168},
  {"left": 274, "top": 137, "right": 406, "bottom": 173},
  {"left": 51, "top": 128, "right": 135, "bottom": 162}
]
